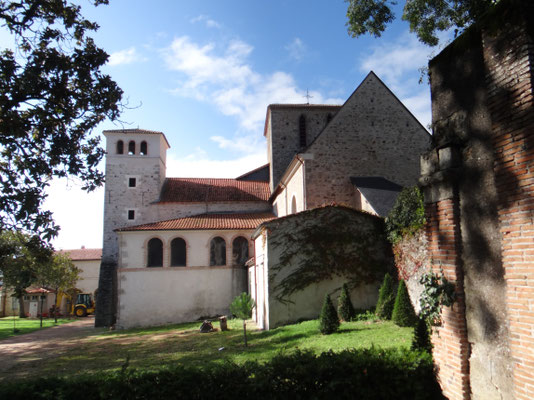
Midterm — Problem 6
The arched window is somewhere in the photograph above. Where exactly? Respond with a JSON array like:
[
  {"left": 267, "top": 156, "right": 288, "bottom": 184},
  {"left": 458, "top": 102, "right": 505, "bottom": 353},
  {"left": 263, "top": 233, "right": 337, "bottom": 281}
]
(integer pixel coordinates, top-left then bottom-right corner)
[
  {"left": 232, "top": 237, "right": 249, "bottom": 267},
  {"left": 299, "top": 114, "right": 306, "bottom": 147},
  {"left": 291, "top": 196, "right": 297, "bottom": 214},
  {"left": 116, "top": 140, "right": 124, "bottom": 154},
  {"left": 147, "top": 238, "right": 163, "bottom": 267},
  {"left": 128, "top": 140, "right": 135, "bottom": 155},
  {"left": 171, "top": 238, "right": 186, "bottom": 267},
  {"left": 140, "top": 141, "right": 147, "bottom": 156},
  {"left": 210, "top": 237, "right": 226, "bottom": 266}
]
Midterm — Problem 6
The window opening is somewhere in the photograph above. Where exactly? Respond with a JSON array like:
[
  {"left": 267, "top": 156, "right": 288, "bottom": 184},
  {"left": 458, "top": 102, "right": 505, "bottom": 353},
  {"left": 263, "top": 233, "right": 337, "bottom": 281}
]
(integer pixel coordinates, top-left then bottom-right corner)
[
  {"left": 128, "top": 140, "right": 135, "bottom": 155},
  {"left": 291, "top": 196, "right": 297, "bottom": 214},
  {"left": 116, "top": 140, "right": 124, "bottom": 154},
  {"left": 232, "top": 237, "right": 249, "bottom": 267},
  {"left": 128, "top": 177, "right": 136, "bottom": 188},
  {"left": 140, "top": 141, "right": 147, "bottom": 155},
  {"left": 299, "top": 114, "right": 306, "bottom": 147},
  {"left": 210, "top": 237, "right": 226, "bottom": 266},
  {"left": 326, "top": 113, "right": 333, "bottom": 123},
  {"left": 147, "top": 238, "right": 163, "bottom": 267},
  {"left": 128, "top": 210, "right": 135, "bottom": 220},
  {"left": 171, "top": 238, "right": 187, "bottom": 266}
]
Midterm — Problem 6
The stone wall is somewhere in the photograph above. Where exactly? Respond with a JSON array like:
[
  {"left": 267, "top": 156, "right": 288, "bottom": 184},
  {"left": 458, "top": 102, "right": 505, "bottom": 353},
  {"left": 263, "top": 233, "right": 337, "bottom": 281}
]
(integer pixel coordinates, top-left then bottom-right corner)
[
  {"left": 421, "top": 1, "right": 534, "bottom": 398},
  {"left": 304, "top": 73, "right": 430, "bottom": 209}
]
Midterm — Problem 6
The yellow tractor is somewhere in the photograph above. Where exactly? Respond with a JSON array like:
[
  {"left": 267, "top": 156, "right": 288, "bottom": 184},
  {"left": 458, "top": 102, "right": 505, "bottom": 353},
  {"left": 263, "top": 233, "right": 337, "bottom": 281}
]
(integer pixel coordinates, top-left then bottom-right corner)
[{"left": 72, "top": 293, "right": 95, "bottom": 317}]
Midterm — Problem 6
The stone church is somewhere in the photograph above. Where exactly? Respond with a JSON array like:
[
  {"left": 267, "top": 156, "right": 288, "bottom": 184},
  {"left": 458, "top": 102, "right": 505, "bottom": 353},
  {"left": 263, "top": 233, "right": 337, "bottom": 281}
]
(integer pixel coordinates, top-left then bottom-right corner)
[{"left": 96, "top": 71, "right": 430, "bottom": 329}]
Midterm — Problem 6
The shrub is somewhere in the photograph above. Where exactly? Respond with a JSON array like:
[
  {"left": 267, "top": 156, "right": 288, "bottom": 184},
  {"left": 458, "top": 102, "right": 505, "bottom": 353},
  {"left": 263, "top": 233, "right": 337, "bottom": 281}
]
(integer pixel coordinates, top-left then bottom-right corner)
[
  {"left": 319, "top": 294, "right": 339, "bottom": 334},
  {"left": 392, "top": 280, "right": 417, "bottom": 327},
  {"left": 0, "top": 348, "right": 445, "bottom": 399},
  {"left": 385, "top": 186, "right": 425, "bottom": 244},
  {"left": 376, "top": 273, "right": 396, "bottom": 320},
  {"left": 337, "top": 283, "right": 356, "bottom": 321},
  {"left": 412, "top": 316, "right": 433, "bottom": 353}
]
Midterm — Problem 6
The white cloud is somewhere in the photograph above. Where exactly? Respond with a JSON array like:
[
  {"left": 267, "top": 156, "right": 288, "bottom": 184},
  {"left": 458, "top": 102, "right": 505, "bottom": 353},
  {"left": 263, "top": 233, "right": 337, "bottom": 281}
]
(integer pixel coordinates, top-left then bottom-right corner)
[
  {"left": 190, "top": 15, "right": 221, "bottom": 29},
  {"left": 400, "top": 91, "right": 432, "bottom": 130},
  {"left": 163, "top": 36, "right": 343, "bottom": 132},
  {"left": 285, "top": 38, "right": 307, "bottom": 61},
  {"left": 108, "top": 47, "right": 146, "bottom": 66}
]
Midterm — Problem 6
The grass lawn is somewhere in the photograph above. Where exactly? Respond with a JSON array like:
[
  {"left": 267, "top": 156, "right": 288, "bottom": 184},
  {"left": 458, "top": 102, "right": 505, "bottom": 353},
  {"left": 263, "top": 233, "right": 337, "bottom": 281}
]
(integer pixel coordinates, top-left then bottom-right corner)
[
  {"left": 0, "top": 317, "right": 75, "bottom": 340},
  {"left": 1, "top": 316, "right": 414, "bottom": 381}
]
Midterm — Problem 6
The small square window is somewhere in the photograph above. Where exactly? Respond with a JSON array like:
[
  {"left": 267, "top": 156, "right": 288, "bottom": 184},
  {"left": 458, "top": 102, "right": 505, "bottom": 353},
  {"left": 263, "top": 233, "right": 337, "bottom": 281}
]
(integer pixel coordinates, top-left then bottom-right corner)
[
  {"left": 128, "top": 177, "right": 137, "bottom": 187},
  {"left": 128, "top": 210, "right": 135, "bottom": 220}
]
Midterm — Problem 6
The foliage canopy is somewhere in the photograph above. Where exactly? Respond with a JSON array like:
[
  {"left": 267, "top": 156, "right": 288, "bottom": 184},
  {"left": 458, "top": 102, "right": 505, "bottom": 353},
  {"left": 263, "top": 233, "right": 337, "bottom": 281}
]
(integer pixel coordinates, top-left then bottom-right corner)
[
  {"left": 385, "top": 186, "right": 425, "bottom": 244},
  {"left": 0, "top": 0, "right": 123, "bottom": 240},
  {"left": 345, "top": 0, "right": 497, "bottom": 46}
]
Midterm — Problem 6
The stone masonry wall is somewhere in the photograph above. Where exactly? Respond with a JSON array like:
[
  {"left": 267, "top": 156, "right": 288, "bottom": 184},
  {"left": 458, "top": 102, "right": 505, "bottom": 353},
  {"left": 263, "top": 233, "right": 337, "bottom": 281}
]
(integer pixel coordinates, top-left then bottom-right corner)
[
  {"left": 267, "top": 105, "right": 340, "bottom": 192},
  {"left": 421, "top": 1, "right": 534, "bottom": 398},
  {"left": 305, "top": 73, "right": 430, "bottom": 209}
]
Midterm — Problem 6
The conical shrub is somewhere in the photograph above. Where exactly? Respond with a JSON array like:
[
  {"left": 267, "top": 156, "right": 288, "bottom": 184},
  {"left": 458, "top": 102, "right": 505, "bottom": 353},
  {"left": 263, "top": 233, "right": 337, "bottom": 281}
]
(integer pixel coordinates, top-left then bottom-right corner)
[
  {"left": 392, "top": 280, "right": 417, "bottom": 327},
  {"left": 412, "top": 316, "right": 432, "bottom": 352},
  {"left": 376, "top": 273, "right": 395, "bottom": 320},
  {"left": 319, "top": 294, "right": 339, "bottom": 334},
  {"left": 337, "top": 283, "right": 356, "bottom": 322}
]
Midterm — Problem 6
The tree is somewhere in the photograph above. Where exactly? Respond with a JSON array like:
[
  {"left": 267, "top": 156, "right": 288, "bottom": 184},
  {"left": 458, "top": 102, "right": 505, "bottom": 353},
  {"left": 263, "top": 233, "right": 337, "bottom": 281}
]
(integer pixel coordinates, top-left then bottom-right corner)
[
  {"left": 375, "top": 273, "right": 395, "bottom": 320},
  {"left": 0, "top": 0, "right": 123, "bottom": 241},
  {"left": 319, "top": 294, "right": 340, "bottom": 334},
  {"left": 230, "top": 292, "right": 255, "bottom": 347},
  {"left": 337, "top": 283, "right": 356, "bottom": 322},
  {"left": 345, "top": 0, "right": 497, "bottom": 46},
  {"left": 392, "top": 280, "right": 417, "bottom": 327},
  {"left": 412, "top": 316, "right": 432, "bottom": 352},
  {"left": 0, "top": 231, "right": 52, "bottom": 317},
  {"left": 35, "top": 253, "right": 80, "bottom": 323}
]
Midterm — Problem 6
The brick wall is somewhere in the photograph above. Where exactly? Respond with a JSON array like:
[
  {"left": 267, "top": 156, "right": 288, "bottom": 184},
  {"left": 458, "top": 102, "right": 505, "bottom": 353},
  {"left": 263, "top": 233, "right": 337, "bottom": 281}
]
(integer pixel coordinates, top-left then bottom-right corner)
[
  {"left": 484, "top": 11, "right": 534, "bottom": 400},
  {"left": 422, "top": 1, "right": 534, "bottom": 398}
]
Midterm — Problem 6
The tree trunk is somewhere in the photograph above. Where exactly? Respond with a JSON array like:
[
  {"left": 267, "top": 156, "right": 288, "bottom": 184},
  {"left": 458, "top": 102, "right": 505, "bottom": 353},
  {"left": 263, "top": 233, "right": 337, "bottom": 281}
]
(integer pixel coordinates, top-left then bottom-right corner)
[
  {"left": 53, "top": 290, "right": 58, "bottom": 323},
  {"left": 243, "top": 319, "right": 248, "bottom": 347},
  {"left": 18, "top": 295, "right": 26, "bottom": 318},
  {"left": 39, "top": 296, "right": 44, "bottom": 328}
]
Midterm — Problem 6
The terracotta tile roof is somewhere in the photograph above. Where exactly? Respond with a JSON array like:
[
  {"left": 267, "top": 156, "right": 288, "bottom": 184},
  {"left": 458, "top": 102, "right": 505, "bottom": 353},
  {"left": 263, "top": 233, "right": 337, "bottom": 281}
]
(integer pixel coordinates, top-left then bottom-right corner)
[
  {"left": 117, "top": 213, "right": 276, "bottom": 232},
  {"left": 159, "top": 178, "right": 270, "bottom": 203},
  {"left": 57, "top": 248, "right": 102, "bottom": 261},
  {"left": 25, "top": 287, "right": 54, "bottom": 294}
]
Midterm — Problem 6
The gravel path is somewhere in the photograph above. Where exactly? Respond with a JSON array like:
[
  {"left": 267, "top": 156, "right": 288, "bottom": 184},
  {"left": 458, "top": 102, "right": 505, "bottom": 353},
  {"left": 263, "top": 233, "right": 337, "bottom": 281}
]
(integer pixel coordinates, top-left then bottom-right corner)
[{"left": 0, "top": 317, "right": 105, "bottom": 376}]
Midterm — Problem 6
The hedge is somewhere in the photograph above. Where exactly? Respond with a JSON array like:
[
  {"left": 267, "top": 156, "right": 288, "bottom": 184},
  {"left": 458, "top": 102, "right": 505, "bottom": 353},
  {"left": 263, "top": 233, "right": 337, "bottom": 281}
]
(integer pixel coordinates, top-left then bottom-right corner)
[{"left": 0, "top": 348, "right": 444, "bottom": 400}]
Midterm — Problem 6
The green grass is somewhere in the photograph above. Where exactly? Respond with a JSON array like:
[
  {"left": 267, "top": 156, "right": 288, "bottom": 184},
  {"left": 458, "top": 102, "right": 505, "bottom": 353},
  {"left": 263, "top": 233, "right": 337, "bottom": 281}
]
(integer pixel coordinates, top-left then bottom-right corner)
[
  {"left": 0, "top": 316, "right": 413, "bottom": 381},
  {"left": 0, "top": 317, "right": 75, "bottom": 340}
]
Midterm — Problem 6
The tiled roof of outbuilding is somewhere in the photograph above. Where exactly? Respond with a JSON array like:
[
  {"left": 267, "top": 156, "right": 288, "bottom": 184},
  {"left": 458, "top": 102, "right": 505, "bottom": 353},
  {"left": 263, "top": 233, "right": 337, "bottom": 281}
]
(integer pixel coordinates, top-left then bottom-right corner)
[
  {"left": 117, "top": 212, "right": 276, "bottom": 232},
  {"left": 57, "top": 248, "right": 102, "bottom": 261},
  {"left": 159, "top": 178, "right": 270, "bottom": 203}
]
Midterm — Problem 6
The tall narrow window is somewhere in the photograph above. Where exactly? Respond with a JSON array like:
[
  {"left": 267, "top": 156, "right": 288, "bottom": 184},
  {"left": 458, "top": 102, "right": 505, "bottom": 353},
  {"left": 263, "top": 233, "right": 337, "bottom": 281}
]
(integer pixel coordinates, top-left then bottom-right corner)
[
  {"left": 232, "top": 237, "right": 249, "bottom": 267},
  {"left": 291, "top": 196, "right": 297, "bottom": 214},
  {"left": 147, "top": 238, "right": 163, "bottom": 267},
  {"left": 128, "top": 140, "right": 135, "bottom": 155},
  {"left": 171, "top": 238, "right": 186, "bottom": 267},
  {"left": 326, "top": 113, "right": 333, "bottom": 123},
  {"left": 140, "top": 141, "right": 148, "bottom": 155},
  {"left": 299, "top": 114, "right": 306, "bottom": 147},
  {"left": 116, "top": 140, "right": 124, "bottom": 154},
  {"left": 210, "top": 237, "right": 226, "bottom": 266}
]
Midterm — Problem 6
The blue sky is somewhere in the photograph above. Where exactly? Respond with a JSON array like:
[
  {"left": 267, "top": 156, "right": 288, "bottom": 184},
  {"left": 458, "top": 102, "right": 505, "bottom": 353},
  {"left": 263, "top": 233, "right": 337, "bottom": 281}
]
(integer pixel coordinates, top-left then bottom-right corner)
[{"left": 42, "top": 0, "right": 445, "bottom": 250}]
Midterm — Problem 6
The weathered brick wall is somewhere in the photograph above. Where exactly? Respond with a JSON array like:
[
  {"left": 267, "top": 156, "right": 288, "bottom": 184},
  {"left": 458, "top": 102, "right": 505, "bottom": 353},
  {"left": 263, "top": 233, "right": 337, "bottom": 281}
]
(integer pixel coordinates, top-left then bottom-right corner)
[
  {"left": 483, "top": 9, "right": 534, "bottom": 399},
  {"left": 421, "top": 1, "right": 534, "bottom": 398},
  {"left": 304, "top": 73, "right": 430, "bottom": 210}
]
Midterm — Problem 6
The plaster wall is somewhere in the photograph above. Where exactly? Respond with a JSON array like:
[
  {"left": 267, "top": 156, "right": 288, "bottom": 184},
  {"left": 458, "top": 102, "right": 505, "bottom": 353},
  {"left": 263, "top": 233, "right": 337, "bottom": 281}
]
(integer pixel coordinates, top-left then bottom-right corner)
[
  {"left": 250, "top": 233, "right": 269, "bottom": 329},
  {"left": 117, "top": 267, "right": 247, "bottom": 329},
  {"left": 74, "top": 259, "right": 100, "bottom": 294},
  {"left": 118, "top": 229, "right": 254, "bottom": 269},
  {"left": 272, "top": 160, "right": 305, "bottom": 217}
]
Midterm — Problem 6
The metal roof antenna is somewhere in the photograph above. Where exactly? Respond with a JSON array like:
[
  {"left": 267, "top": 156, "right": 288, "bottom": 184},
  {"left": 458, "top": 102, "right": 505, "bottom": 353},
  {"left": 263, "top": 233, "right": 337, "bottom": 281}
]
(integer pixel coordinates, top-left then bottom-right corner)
[{"left": 304, "top": 89, "right": 313, "bottom": 104}]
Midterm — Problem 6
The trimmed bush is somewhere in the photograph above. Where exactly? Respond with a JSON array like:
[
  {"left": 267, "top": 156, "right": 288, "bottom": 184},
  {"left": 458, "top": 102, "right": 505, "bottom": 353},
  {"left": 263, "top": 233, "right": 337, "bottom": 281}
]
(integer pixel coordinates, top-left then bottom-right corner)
[
  {"left": 376, "top": 273, "right": 396, "bottom": 320},
  {"left": 337, "top": 283, "right": 356, "bottom": 321},
  {"left": 412, "top": 316, "right": 433, "bottom": 353},
  {"left": 319, "top": 294, "right": 339, "bottom": 334},
  {"left": 392, "top": 280, "right": 417, "bottom": 327},
  {"left": 0, "top": 348, "right": 445, "bottom": 400}
]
